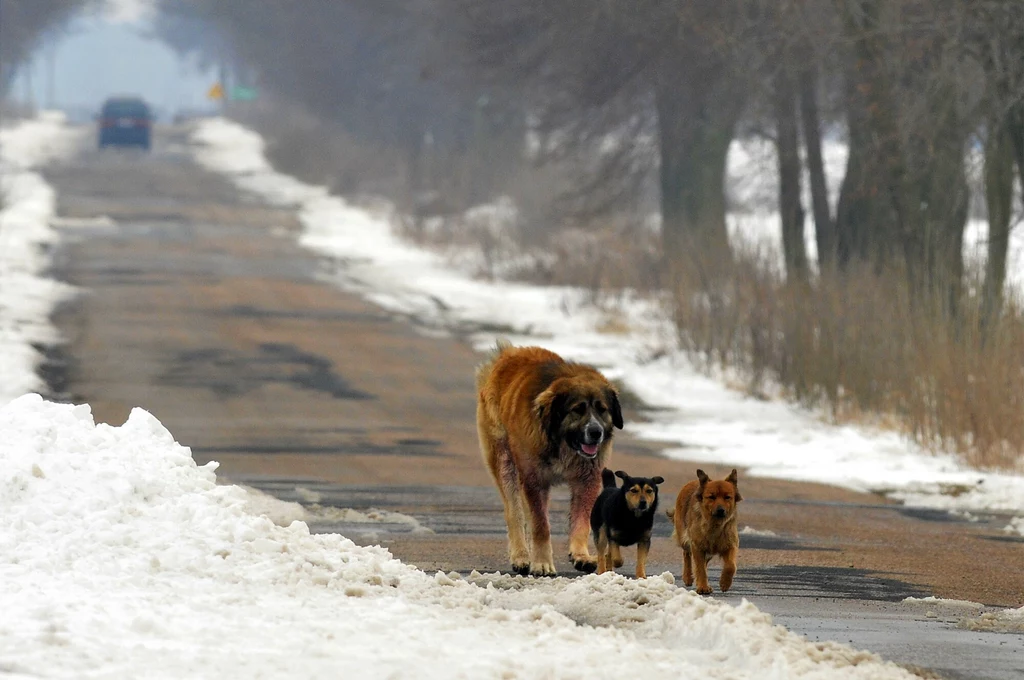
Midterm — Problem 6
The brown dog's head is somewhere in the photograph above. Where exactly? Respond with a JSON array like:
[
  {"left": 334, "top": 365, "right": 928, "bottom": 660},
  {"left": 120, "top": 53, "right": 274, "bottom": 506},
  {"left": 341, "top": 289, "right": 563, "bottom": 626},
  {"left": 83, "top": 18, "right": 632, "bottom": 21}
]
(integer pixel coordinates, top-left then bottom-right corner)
[
  {"left": 535, "top": 374, "right": 623, "bottom": 460},
  {"left": 696, "top": 469, "right": 742, "bottom": 521}
]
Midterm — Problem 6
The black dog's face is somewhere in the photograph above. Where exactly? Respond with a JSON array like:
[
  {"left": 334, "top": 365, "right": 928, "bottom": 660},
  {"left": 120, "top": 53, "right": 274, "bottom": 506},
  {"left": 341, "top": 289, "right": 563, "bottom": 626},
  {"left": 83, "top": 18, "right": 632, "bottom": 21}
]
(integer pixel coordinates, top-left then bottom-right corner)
[
  {"left": 539, "top": 379, "right": 624, "bottom": 460},
  {"left": 616, "top": 471, "right": 664, "bottom": 516}
]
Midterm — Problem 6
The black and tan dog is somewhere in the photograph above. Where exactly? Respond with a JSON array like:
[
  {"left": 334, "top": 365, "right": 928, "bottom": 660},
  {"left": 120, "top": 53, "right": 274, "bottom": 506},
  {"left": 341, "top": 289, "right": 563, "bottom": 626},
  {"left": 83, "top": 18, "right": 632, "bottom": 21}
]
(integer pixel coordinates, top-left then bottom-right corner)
[
  {"left": 476, "top": 340, "right": 624, "bottom": 576},
  {"left": 590, "top": 469, "right": 663, "bottom": 578},
  {"left": 667, "top": 469, "right": 742, "bottom": 595}
]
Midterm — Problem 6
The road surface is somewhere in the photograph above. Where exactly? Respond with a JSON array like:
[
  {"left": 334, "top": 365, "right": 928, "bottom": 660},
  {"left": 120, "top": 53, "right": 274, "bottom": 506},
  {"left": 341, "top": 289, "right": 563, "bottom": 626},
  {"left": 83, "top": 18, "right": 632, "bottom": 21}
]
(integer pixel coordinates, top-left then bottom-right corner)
[{"left": 42, "top": 126, "right": 1024, "bottom": 680}]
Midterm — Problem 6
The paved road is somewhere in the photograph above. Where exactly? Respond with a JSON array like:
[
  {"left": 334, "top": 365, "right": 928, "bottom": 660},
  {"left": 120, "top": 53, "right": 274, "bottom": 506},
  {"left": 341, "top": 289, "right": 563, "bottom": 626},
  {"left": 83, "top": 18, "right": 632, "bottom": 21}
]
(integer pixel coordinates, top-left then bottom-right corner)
[{"left": 44, "top": 127, "right": 1024, "bottom": 680}]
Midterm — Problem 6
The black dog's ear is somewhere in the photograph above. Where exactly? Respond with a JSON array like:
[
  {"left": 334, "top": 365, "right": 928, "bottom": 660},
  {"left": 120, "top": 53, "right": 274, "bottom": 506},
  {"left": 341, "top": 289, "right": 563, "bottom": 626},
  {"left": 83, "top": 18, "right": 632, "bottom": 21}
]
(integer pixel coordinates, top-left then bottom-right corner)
[
  {"left": 607, "top": 388, "right": 624, "bottom": 429},
  {"left": 727, "top": 468, "right": 742, "bottom": 502},
  {"left": 651, "top": 476, "right": 664, "bottom": 485},
  {"left": 614, "top": 470, "right": 630, "bottom": 482}
]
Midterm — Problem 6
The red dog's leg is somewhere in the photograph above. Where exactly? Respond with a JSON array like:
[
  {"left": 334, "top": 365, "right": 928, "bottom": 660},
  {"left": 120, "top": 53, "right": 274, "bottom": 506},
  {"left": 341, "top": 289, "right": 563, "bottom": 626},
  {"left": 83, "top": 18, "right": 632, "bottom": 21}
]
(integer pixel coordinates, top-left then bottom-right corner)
[
  {"left": 567, "top": 467, "right": 600, "bottom": 573},
  {"left": 496, "top": 441, "right": 530, "bottom": 574},
  {"left": 520, "top": 474, "right": 555, "bottom": 576}
]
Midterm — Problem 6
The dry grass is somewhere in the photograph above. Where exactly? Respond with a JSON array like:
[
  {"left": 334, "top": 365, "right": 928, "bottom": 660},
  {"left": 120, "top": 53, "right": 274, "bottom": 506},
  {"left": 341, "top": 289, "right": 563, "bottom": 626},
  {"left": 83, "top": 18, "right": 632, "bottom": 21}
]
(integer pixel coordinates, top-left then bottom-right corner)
[{"left": 672, "top": 248, "right": 1024, "bottom": 470}]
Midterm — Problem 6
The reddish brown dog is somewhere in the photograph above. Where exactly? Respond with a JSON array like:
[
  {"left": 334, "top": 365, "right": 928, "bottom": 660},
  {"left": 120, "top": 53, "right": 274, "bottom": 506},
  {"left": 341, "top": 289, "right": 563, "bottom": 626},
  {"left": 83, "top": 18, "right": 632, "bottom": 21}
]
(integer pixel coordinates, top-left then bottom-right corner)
[
  {"left": 476, "top": 340, "right": 623, "bottom": 576},
  {"left": 668, "top": 469, "right": 742, "bottom": 594}
]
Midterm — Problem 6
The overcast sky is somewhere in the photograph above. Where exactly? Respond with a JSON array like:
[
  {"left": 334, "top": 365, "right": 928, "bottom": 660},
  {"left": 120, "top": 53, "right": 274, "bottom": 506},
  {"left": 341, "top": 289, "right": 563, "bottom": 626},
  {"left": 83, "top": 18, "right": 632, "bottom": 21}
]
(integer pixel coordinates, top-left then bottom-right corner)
[{"left": 9, "top": 3, "right": 217, "bottom": 120}]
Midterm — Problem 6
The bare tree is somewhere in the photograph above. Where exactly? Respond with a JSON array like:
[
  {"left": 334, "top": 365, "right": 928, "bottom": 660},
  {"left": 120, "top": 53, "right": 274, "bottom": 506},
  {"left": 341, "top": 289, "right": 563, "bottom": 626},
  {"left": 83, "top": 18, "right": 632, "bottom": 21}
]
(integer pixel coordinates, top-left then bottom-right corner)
[{"left": 436, "top": 0, "right": 755, "bottom": 275}]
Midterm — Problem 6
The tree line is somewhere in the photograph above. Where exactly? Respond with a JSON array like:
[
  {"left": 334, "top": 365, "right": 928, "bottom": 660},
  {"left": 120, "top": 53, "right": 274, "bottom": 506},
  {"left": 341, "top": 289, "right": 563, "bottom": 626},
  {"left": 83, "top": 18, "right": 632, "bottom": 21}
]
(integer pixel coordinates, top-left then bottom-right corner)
[
  {"left": 154, "top": 1, "right": 1023, "bottom": 320},
  {"left": 0, "top": 0, "right": 80, "bottom": 96}
]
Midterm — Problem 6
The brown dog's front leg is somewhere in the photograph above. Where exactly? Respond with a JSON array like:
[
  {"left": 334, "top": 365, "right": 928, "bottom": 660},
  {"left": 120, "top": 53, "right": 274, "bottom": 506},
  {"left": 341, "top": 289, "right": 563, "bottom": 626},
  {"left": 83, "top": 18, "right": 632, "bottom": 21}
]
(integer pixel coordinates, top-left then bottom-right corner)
[
  {"left": 720, "top": 546, "right": 738, "bottom": 593},
  {"left": 635, "top": 536, "right": 651, "bottom": 579},
  {"left": 566, "top": 471, "right": 600, "bottom": 573},
  {"left": 521, "top": 480, "right": 555, "bottom": 576},
  {"left": 693, "top": 551, "right": 712, "bottom": 595}
]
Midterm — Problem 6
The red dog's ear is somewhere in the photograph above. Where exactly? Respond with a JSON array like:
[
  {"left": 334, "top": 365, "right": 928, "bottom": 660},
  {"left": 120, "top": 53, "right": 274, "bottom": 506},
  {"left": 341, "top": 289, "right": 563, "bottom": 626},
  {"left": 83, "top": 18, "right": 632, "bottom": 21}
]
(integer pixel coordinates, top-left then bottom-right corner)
[
  {"left": 727, "top": 468, "right": 742, "bottom": 502},
  {"left": 606, "top": 388, "right": 624, "bottom": 429},
  {"left": 534, "top": 387, "right": 567, "bottom": 445}
]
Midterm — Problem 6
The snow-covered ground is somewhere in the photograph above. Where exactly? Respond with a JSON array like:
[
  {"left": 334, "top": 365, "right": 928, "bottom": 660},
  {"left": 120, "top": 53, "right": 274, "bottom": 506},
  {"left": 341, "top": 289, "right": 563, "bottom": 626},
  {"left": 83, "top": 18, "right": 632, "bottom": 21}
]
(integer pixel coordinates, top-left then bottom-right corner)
[
  {"left": 192, "top": 118, "right": 1024, "bottom": 535},
  {"left": 0, "top": 112, "right": 1019, "bottom": 678},
  {"left": 0, "top": 112, "right": 83, "bottom": 401},
  {"left": 1, "top": 394, "right": 924, "bottom": 679}
]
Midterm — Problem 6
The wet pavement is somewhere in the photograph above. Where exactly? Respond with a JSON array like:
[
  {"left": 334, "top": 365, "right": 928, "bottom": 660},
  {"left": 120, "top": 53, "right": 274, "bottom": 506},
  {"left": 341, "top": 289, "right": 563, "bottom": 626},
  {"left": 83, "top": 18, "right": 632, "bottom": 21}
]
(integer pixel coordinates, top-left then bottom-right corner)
[{"left": 42, "top": 127, "right": 1024, "bottom": 680}]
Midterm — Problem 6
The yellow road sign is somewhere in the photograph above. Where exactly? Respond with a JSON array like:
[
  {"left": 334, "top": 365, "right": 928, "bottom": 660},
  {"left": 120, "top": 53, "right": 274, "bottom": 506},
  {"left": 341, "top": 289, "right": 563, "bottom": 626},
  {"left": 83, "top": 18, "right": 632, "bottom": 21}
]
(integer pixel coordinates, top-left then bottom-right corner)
[{"left": 207, "top": 83, "right": 224, "bottom": 100}]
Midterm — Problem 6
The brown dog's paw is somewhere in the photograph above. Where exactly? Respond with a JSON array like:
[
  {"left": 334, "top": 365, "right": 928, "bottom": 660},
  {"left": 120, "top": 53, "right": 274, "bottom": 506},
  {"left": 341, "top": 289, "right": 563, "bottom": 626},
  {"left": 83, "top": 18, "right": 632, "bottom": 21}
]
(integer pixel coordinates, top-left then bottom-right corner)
[
  {"left": 511, "top": 562, "right": 531, "bottom": 576},
  {"left": 613, "top": 557, "right": 624, "bottom": 568},
  {"left": 571, "top": 557, "right": 597, "bottom": 573},
  {"left": 696, "top": 585, "right": 713, "bottom": 595}
]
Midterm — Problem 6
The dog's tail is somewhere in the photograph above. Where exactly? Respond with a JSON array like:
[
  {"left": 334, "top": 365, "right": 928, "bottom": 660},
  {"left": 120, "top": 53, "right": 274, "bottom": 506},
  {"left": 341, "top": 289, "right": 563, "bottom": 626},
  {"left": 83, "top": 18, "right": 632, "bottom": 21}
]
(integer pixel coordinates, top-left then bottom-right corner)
[
  {"left": 475, "top": 338, "right": 513, "bottom": 392},
  {"left": 665, "top": 507, "right": 675, "bottom": 519},
  {"left": 601, "top": 468, "right": 617, "bottom": 489}
]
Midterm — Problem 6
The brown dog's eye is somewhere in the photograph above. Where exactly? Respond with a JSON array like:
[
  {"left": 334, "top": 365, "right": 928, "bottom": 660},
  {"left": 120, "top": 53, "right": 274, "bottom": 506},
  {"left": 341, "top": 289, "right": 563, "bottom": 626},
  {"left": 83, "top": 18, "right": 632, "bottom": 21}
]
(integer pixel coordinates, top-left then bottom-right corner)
[
  {"left": 573, "top": 404, "right": 587, "bottom": 415},
  {"left": 724, "top": 495, "right": 732, "bottom": 500},
  {"left": 594, "top": 402, "right": 606, "bottom": 414}
]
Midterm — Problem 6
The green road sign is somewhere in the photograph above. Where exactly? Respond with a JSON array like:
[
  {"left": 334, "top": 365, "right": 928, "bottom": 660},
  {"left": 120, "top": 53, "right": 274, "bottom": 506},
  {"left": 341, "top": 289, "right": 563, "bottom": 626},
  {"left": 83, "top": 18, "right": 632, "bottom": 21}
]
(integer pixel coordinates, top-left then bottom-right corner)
[{"left": 230, "top": 86, "right": 258, "bottom": 102}]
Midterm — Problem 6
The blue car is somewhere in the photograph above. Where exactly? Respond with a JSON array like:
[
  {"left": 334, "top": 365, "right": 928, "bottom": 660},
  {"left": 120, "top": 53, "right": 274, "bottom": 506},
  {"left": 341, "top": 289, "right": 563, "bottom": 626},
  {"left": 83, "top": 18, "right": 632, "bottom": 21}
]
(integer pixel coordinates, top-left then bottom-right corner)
[{"left": 98, "top": 97, "right": 152, "bottom": 150}]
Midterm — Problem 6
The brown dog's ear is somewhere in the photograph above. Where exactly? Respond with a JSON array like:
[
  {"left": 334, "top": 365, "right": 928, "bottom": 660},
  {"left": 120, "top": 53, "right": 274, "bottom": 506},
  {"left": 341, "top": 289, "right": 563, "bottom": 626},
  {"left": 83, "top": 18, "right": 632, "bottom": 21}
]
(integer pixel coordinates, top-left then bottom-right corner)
[
  {"left": 651, "top": 476, "right": 664, "bottom": 485},
  {"left": 607, "top": 389, "right": 624, "bottom": 429},
  {"left": 614, "top": 470, "right": 630, "bottom": 482},
  {"left": 695, "top": 469, "right": 709, "bottom": 498},
  {"left": 727, "top": 468, "right": 743, "bottom": 502}
]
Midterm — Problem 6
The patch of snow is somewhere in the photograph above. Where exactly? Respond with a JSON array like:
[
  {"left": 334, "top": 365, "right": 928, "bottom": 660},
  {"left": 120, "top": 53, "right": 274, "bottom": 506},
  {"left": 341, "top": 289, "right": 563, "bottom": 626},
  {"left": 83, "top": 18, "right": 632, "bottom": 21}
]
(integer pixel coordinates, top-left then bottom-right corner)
[
  {"left": 960, "top": 606, "right": 1024, "bottom": 634},
  {"left": 1003, "top": 516, "right": 1024, "bottom": 536},
  {"left": 740, "top": 526, "right": 778, "bottom": 537},
  {"left": 0, "top": 112, "right": 84, "bottom": 403}
]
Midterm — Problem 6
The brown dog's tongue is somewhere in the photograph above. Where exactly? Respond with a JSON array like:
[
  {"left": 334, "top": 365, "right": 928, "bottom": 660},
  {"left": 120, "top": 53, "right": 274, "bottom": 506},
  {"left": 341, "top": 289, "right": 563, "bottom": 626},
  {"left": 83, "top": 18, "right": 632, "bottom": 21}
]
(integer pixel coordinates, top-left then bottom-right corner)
[{"left": 581, "top": 443, "right": 598, "bottom": 456}]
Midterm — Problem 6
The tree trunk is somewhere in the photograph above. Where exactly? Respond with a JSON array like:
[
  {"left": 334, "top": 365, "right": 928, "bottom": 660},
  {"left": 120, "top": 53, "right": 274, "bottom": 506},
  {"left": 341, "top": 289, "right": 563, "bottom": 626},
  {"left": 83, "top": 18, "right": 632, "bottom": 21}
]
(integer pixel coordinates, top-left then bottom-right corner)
[
  {"left": 798, "top": 65, "right": 836, "bottom": 270},
  {"left": 835, "top": 61, "right": 896, "bottom": 270},
  {"left": 774, "top": 68, "right": 808, "bottom": 284},
  {"left": 654, "top": 57, "right": 741, "bottom": 281},
  {"left": 982, "top": 122, "right": 1015, "bottom": 330}
]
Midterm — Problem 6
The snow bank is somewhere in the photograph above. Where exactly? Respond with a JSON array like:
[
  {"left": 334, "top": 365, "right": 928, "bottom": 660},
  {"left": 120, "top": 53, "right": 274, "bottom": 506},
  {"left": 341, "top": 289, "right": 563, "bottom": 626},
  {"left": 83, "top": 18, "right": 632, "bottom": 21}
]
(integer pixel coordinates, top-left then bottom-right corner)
[
  {"left": 190, "top": 118, "right": 1024, "bottom": 533},
  {"left": 0, "top": 112, "right": 83, "bottom": 403},
  {"left": 960, "top": 605, "right": 1024, "bottom": 634},
  {"left": 0, "top": 395, "right": 919, "bottom": 678}
]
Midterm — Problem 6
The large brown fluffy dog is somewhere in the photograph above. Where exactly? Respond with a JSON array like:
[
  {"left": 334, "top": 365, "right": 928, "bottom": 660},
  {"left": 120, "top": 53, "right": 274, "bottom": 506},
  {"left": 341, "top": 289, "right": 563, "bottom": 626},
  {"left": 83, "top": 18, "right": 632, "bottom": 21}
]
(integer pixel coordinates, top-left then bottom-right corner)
[
  {"left": 667, "top": 469, "right": 742, "bottom": 594},
  {"left": 477, "top": 340, "right": 623, "bottom": 576}
]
